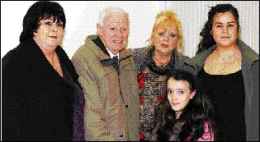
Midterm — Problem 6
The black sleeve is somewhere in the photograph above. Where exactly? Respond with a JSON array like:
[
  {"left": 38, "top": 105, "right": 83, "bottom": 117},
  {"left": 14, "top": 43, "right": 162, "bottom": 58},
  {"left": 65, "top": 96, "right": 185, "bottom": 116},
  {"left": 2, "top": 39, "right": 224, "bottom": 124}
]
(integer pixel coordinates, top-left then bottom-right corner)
[{"left": 2, "top": 50, "right": 24, "bottom": 140}]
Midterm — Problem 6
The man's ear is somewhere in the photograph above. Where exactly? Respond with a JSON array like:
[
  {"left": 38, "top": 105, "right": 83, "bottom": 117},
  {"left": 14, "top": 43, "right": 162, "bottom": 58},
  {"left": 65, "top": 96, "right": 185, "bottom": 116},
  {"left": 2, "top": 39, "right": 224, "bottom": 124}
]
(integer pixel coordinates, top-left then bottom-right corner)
[
  {"left": 190, "top": 90, "right": 196, "bottom": 99},
  {"left": 97, "top": 24, "right": 102, "bottom": 35}
]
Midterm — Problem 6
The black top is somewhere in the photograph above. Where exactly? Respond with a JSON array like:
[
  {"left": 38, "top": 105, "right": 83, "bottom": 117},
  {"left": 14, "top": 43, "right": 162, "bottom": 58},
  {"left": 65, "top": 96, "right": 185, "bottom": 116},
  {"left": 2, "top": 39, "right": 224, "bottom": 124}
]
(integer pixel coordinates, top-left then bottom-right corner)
[
  {"left": 2, "top": 38, "right": 83, "bottom": 140},
  {"left": 62, "top": 63, "right": 85, "bottom": 141},
  {"left": 198, "top": 68, "right": 246, "bottom": 141}
]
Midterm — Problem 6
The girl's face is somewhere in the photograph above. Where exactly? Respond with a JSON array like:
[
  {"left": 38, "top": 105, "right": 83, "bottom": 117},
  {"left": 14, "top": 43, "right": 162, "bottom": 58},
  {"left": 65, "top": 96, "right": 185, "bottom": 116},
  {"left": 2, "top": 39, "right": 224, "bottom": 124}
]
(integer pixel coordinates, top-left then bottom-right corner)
[
  {"left": 211, "top": 11, "right": 238, "bottom": 48},
  {"left": 167, "top": 78, "right": 195, "bottom": 118},
  {"left": 152, "top": 24, "right": 178, "bottom": 56}
]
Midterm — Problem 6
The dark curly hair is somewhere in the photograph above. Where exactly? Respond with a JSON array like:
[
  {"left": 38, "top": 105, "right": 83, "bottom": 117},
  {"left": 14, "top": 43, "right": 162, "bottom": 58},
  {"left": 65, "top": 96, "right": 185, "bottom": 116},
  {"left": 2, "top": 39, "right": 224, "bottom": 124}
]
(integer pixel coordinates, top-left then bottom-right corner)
[
  {"left": 154, "top": 70, "right": 216, "bottom": 141},
  {"left": 196, "top": 4, "right": 240, "bottom": 54},
  {"left": 19, "top": 1, "right": 66, "bottom": 42}
]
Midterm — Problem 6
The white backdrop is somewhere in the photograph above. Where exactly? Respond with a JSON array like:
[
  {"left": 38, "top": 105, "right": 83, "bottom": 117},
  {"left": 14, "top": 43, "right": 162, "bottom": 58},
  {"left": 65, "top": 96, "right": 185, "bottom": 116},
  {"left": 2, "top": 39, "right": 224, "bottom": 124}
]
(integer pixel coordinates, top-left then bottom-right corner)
[{"left": 1, "top": 1, "right": 259, "bottom": 58}]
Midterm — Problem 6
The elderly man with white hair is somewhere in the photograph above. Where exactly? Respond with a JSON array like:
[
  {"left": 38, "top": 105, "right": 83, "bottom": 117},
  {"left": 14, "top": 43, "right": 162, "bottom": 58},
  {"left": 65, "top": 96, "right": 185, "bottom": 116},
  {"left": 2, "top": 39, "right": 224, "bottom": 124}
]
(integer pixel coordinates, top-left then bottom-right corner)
[{"left": 72, "top": 7, "right": 140, "bottom": 141}]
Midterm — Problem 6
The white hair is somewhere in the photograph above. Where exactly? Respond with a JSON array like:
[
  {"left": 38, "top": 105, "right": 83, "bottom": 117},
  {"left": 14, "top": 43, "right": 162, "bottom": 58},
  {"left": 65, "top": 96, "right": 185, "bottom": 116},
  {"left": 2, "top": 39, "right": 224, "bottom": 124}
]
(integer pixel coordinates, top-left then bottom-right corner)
[{"left": 98, "top": 7, "right": 129, "bottom": 26}]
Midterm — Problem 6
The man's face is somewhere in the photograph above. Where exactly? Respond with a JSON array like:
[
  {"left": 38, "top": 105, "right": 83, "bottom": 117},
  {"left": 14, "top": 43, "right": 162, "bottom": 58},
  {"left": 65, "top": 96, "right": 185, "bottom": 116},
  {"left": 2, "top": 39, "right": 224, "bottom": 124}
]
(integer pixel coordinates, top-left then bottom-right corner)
[{"left": 98, "top": 13, "right": 129, "bottom": 54}]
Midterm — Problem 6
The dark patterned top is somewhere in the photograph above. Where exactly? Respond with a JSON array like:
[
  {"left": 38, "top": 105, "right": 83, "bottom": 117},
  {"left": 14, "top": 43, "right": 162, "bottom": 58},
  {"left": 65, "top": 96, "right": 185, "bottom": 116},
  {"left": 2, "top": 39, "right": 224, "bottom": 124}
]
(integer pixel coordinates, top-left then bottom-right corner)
[{"left": 138, "top": 70, "right": 168, "bottom": 140}]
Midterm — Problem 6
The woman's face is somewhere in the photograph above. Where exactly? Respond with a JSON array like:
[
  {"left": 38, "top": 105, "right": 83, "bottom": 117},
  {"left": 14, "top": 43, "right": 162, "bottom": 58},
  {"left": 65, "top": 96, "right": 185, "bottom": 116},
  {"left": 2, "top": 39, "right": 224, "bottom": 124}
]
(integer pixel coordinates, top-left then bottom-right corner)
[
  {"left": 33, "top": 17, "right": 64, "bottom": 49},
  {"left": 167, "top": 78, "right": 195, "bottom": 116},
  {"left": 152, "top": 24, "right": 178, "bottom": 56},
  {"left": 211, "top": 11, "right": 238, "bottom": 48}
]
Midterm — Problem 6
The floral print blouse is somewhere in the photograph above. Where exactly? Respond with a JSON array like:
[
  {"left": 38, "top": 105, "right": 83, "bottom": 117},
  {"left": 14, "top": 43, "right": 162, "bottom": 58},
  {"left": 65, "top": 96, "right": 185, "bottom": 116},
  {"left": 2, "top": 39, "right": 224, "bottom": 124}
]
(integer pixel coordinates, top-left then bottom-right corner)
[{"left": 138, "top": 68, "right": 168, "bottom": 140}]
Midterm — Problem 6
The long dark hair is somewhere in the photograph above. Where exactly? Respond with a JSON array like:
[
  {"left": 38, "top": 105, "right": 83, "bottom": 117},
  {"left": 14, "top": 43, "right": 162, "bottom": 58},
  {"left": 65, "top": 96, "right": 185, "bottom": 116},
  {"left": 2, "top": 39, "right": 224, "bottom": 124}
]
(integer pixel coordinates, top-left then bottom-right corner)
[
  {"left": 19, "top": 1, "right": 66, "bottom": 42},
  {"left": 155, "top": 70, "right": 215, "bottom": 141},
  {"left": 196, "top": 4, "right": 240, "bottom": 54}
]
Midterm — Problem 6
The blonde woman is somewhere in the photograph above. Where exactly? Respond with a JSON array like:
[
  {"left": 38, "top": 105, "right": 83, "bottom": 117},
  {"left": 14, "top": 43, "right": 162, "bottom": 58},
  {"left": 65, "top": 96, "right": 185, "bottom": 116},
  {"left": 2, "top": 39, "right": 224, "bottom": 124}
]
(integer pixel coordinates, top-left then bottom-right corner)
[{"left": 132, "top": 10, "right": 194, "bottom": 141}]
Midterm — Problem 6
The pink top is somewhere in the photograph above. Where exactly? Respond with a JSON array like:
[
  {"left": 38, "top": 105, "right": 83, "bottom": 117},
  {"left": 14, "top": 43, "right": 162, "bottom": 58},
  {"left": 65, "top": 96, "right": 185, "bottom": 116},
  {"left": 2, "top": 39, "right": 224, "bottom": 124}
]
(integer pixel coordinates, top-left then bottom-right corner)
[
  {"left": 185, "top": 121, "right": 215, "bottom": 141},
  {"left": 197, "top": 121, "right": 214, "bottom": 141}
]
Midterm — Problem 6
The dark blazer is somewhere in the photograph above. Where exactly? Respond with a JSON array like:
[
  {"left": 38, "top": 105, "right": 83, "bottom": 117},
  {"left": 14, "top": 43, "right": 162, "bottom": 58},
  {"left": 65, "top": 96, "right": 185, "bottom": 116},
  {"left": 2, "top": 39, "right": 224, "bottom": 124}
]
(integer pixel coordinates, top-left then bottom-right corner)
[{"left": 2, "top": 38, "right": 80, "bottom": 140}]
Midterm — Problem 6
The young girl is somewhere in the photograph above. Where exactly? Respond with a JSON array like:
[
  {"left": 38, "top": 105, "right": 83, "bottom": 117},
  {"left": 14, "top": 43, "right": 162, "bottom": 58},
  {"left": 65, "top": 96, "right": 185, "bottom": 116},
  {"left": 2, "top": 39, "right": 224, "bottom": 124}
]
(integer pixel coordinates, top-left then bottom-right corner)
[{"left": 153, "top": 70, "right": 216, "bottom": 141}]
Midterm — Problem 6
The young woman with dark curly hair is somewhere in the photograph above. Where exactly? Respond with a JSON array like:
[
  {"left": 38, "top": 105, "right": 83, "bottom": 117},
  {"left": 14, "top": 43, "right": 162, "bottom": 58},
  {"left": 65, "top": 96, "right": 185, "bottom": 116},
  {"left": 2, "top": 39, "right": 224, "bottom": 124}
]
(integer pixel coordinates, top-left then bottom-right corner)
[
  {"left": 153, "top": 70, "right": 216, "bottom": 141},
  {"left": 190, "top": 4, "right": 259, "bottom": 141}
]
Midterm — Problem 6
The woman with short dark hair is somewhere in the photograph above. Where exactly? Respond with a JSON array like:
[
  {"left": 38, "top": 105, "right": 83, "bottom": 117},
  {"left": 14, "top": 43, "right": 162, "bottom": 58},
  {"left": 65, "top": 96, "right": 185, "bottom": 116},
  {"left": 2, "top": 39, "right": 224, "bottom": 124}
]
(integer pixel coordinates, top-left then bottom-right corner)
[{"left": 2, "top": 1, "right": 84, "bottom": 140}]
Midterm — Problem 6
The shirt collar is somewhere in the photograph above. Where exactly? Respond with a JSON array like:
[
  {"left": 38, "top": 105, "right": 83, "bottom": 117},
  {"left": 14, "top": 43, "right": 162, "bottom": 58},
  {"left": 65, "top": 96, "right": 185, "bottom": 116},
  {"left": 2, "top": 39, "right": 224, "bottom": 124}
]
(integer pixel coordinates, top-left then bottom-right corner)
[{"left": 106, "top": 48, "right": 119, "bottom": 59}]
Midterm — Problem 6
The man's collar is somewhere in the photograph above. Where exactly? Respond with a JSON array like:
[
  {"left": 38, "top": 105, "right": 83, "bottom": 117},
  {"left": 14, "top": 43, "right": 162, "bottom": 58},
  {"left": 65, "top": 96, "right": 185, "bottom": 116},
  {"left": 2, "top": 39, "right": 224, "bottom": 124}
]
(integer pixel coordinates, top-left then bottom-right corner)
[
  {"left": 94, "top": 36, "right": 119, "bottom": 59},
  {"left": 93, "top": 36, "right": 109, "bottom": 56},
  {"left": 106, "top": 48, "right": 119, "bottom": 59}
]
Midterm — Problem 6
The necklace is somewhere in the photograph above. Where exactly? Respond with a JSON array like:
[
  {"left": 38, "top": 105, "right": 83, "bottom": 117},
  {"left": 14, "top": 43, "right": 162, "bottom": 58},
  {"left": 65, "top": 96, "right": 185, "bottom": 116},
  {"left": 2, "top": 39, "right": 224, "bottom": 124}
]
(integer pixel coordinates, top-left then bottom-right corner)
[
  {"left": 153, "top": 56, "right": 171, "bottom": 67},
  {"left": 146, "top": 48, "right": 176, "bottom": 75},
  {"left": 205, "top": 48, "right": 242, "bottom": 75}
]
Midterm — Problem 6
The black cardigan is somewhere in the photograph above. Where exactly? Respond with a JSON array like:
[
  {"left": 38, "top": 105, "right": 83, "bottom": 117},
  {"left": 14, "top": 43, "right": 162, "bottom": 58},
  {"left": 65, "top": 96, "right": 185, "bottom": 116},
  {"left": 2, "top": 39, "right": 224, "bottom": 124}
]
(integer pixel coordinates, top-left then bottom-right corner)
[{"left": 2, "top": 38, "right": 80, "bottom": 140}]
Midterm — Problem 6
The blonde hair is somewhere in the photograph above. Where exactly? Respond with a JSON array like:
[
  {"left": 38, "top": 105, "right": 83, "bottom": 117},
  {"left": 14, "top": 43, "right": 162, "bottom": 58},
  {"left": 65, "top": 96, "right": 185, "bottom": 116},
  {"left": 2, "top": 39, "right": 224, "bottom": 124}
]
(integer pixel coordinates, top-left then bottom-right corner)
[{"left": 150, "top": 10, "right": 184, "bottom": 53}]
